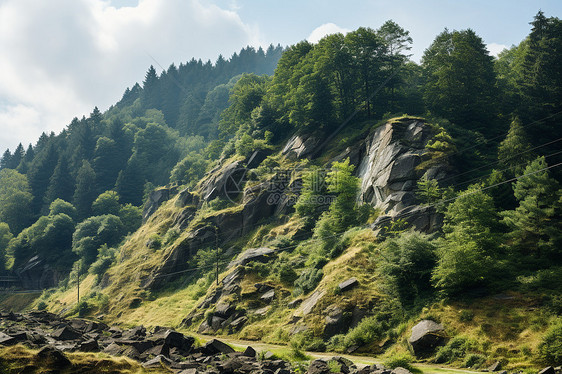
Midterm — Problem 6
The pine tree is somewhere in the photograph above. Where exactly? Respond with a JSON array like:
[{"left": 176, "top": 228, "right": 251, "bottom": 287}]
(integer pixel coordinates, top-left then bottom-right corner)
[
  {"left": 115, "top": 158, "right": 145, "bottom": 206},
  {"left": 73, "top": 160, "right": 97, "bottom": 219},
  {"left": 44, "top": 157, "right": 74, "bottom": 208},
  {"left": 501, "top": 157, "right": 561, "bottom": 258},
  {"left": 27, "top": 144, "right": 59, "bottom": 214},
  {"left": 497, "top": 117, "right": 534, "bottom": 176},
  {"left": 141, "top": 65, "right": 161, "bottom": 110}
]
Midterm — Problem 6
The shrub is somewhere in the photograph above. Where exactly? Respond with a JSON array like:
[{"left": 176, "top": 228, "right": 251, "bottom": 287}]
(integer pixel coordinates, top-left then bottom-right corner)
[
  {"left": 36, "top": 301, "right": 47, "bottom": 311},
  {"left": 384, "top": 353, "right": 414, "bottom": 370},
  {"left": 538, "top": 321, "right": 562, "bottom": 365},
  {"left": 290, "top": 331, "right": 326, "bottom": 352},
  {"left": 459, "top": 310, "right": 475, "bottom": 322},
  {"left": 463, "top": 353, "right": 486, "bottom": 369},
  {"left": 342, "top": 316, "right": 386, "bottom": 349},
  {"left": 293, "top": 268, "right": 323, "bottom": 296},
  {"left": 433, "top": 336, "right": 473, "bottom": 364},
  {"left": 378, "top": 230, "right": 437, "bottom": 302},
  {"left": 277, "top": 263, "right": 298, "bottom": 285}
]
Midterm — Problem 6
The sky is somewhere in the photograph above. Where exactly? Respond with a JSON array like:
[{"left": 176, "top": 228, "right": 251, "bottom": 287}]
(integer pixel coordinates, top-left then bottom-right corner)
[{"left": 0, "top": 0, "right": 560, "bottom": 153}]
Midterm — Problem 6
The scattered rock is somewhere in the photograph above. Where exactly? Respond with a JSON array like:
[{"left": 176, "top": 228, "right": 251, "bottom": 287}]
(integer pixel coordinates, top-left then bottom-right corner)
[
  {"left": 260, "top": 289, "right": 276, "bottom": 303},
  {"left": 488, "top": 361, "right": 502, "bottom": 372},
  {"left": 142, "top": 354, "right": 173, "bottom": 369},
  {"left": 539, "top": 367, "right": 555, "bottom": 374},
  {"left": 299, "top": 290, "right": 326, "bottom": 316},
  {"left": 338, "top": 277, "right": 359, "bottom": 292},
  {"left": 408, "top": 320, "right": 446, "bottom": 356},
  {"left": 51, "top": 326, "right": 82, "bottom": 341},
  {"left": 34, "top": 346, "right": 72, "bottom": 369},
  {"left": 307, "top": 359, "right": 332, "bottom": 374},
  {"left": 242, "top": 346, "right": 256, "bottom": 358},
  {"left": 393, "top": 367, "right": 413, "bottom": 374},
  {"left": 201, "top": 339, "right": 235, "bottom": 355},
  {"left": 227, "top": 247, "right": 275, "bottom": 269}
]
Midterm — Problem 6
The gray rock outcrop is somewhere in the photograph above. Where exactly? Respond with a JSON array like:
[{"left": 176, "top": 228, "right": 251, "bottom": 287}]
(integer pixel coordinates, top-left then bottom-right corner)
[
  {"left": 408, "top": 319, "right": 446, "bottom": 356},
  {"left": 357, "top": 119, "right": 451, "bottom": 233}
]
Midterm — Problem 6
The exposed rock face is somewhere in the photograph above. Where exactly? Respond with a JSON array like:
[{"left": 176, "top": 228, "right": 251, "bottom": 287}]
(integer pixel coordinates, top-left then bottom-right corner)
[
  {"left": 200, "top": 160, "right": 247, "bottom": 202},
  {"left": 357, "top": 119, "right": 450, "bottom": 233},
  {"left": 143, "top": 187, "right": 178, "bottom": 222},
  {"left": 17, "top": 256, "right": 62, "bottom": 289},
  {"left": 282, "top": 134, "right": 320, "bottom": 159},
  {"left": 408, "top": 319, "right": 446, "bottom": 356}
]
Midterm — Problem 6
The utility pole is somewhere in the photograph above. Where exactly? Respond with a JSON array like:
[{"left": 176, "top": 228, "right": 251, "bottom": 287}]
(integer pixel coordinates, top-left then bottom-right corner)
[
  {"left": 77, "top": 270, "right": 80, "bottom": 305},
  {"left": 215, "top": 226, "right": 219, "bottom": 286}
]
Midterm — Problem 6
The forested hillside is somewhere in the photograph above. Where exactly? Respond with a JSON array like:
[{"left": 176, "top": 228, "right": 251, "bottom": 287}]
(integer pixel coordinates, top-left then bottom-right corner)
[{"left": 1, "top": 12, "right": 561, "bottom": 371}]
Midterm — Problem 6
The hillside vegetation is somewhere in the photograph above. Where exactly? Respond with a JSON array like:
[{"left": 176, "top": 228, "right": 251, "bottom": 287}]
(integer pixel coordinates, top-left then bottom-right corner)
[{"left": 1, "top": 12, "right": 561, "bottom": 371}]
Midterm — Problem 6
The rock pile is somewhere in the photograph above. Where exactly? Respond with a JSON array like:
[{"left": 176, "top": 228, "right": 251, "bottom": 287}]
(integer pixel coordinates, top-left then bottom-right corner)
[{"left": 0, "top": 311, "right": 421, "bottom": 374}]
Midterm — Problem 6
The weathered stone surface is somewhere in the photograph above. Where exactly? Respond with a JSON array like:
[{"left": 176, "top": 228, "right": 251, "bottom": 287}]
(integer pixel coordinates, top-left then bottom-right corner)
[
  {"left": 488, "top": 361, "right": 502, "bottom": 372},
  {"left": 408, "top": 320, "right": 446, "bottom": 356},
  {"left": 393, "top": 367, "right": 413, "bottom": 374},
  {"left": 51, "top": 326, "right": 82, "bottom": 341},
  {"left": 324, "top": 305, "right": 351, "bottom": 338},
  {"left": 215, "top": 302, "right": 235, "bottom": 318},
  {"left": 282, "top": 134, "right": 320, "bottom": 159},
  {"left": 34, "top": 346, "right": 72, "bottom": 369},
  {"left": 338, "top": 277, "right": 359, "bottom": 292},
  {"left": 242, "top": 346, "right": 256, "bottom": 358},
  {"left": 201, "top": 339, "right": 235, "bottom": 355},
  {"left": 307, "top": 359, "right": 332, "bottom": 374},
  {"left": 78, "top": 339, "right": 100, "bottom": 352},
  {"left": 0, "top": 332, "right": 17, "bottom": 345},
  {"left": 298, "top": 290, "right": 326, "bottom": 316},
  {"left": 357, "top": 119, "right": 450, "bottom": 232},
  {"left": 200, "top": 160, "right": 246, "bottom": 202},
  {"left": 142, "top": 354, "right": 173, "bottom": 369},
  {"left": 143, "top": 187, "right": 177, "bottom": 222},
  {"left": 175, "top": 187, "right": 197, "bottom": 207},
  {"left": 260, "top": 289, "right": 275, "bottom": 303},
  {"left": 17, "top": 255, "right": 63, "bottom": 290},
  {"left": 228, "top": 247, "right": 275, "bottom": 269}
]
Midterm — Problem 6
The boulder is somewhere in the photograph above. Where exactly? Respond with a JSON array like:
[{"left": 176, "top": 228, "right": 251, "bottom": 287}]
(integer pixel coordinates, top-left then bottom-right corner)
[
  {"left": 242, "top": 346, "right": 256, "bottom": 358},
  {"left": 215, "top": 302, "right": 236, "bottom": 318},
  {"left": 0, "top": 332, "right": 17, "bottom": 345},
  {"left": 78, "top": 339, "right": 100, "bottom": 352},
  {"left": 393, "top": 367, "right": 414, "bottom": 374},
  {"left": 201, "top": 339, "right": 235, "bottom": 355},
  {"left": 324, "top": 305, "right": 351, "bottom": 338},
  {"left": 51, "top": 326, "right": 82, "bottom": 341},
  {"left": 260, "top": 289, "right": 275, "bottom": 303},
  {"left": 307, "top": 359, "right": 332, "bottom": 374},
  {"left": 338, "top": 277, "right": 359, "bottom": 292},
  {"left": 200, "top": 160, "right": 247, "bottom": 202},
  {"left": 299, "top": 290, "right": 326, "bottom": 316},
  {"left": 408, "top": 320, "right": 446, "bottom": 356},
  {"left": 34, "top": 346, "right": 72, "bottom": 369},
  {"left": 142, "top": 355, "right": 173, "bottom": 369},
  {"left": 163, "top": 330, "right": 194, "bottom": 352}
]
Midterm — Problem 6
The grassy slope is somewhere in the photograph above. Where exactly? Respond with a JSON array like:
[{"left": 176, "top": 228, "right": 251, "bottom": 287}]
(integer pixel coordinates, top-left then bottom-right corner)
[{"left": 29, "top": 116, "right": 559, "bottom": 371}]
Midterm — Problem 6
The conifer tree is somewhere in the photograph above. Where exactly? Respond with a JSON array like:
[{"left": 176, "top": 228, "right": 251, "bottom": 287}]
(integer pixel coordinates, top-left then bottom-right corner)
[
  {"left": 501, "top": 157, "right": 562, "bottom": 258},
  {"left": 73, "top": 160, "right": 97, "bottom": 219}
]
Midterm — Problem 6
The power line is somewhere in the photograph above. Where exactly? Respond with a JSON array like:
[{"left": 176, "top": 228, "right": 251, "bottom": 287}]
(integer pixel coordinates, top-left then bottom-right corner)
[{"left": 153, "top": 161, "right": 562, "bottom": 281}]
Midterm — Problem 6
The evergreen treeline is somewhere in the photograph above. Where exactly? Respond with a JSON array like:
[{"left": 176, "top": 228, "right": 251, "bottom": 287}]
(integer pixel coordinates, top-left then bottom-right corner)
[
  {"left": 0, "top": 10, "right": 560, "bottom": 303},
  {"left": 0, "top": 45, "right": 283, "bottom": 273}
]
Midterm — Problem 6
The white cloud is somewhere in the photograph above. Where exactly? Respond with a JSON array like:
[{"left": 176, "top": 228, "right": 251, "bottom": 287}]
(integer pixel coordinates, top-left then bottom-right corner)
[
  {"left": 307, "top": 23, "right": 350, "bottom": 44},
  {"left": 487, "top": 42, "right": 508, "bottom": 57},
  {"left": 0, "top": 0, "right": 261, "bottom": 152}
]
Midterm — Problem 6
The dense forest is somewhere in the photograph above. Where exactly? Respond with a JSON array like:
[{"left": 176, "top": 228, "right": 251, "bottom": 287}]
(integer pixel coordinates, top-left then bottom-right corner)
[{"left": 0, "top": 11, "right": 561, "bottom": 369}]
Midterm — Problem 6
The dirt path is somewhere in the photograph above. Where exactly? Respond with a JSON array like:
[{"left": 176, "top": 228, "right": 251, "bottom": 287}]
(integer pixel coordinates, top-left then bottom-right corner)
[{"left": 193, "top": 333, "right": 479, "bottom": 374}]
